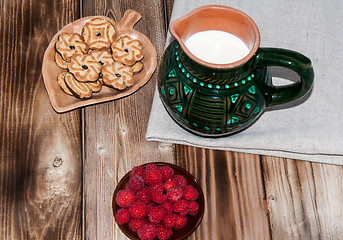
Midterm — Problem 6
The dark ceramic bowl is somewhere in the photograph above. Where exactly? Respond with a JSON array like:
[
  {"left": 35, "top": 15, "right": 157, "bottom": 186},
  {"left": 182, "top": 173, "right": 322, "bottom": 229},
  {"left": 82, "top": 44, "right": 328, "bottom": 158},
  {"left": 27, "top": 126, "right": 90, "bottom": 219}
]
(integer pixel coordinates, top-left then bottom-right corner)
[{"left": 112, "top": 162, "right": 205, "bottom": 240}]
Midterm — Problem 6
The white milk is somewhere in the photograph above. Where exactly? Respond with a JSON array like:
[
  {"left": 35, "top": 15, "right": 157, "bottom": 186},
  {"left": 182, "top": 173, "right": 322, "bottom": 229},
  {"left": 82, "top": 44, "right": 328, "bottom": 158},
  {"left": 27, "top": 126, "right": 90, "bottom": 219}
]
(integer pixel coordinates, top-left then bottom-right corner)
[{"left": 184, "top": 30, "right": 250, "bottom": 64}]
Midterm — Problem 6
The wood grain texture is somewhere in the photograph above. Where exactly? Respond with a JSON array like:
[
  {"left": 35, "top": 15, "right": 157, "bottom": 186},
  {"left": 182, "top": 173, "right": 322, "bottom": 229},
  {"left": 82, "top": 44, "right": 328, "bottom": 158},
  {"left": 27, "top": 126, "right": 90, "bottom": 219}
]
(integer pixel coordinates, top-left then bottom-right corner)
[
  {"left": 2, "top": 0, "right": 343, "bottom": 240},
  {"left": 81, "top": 1, "right": 175, "bottom": 239},
  {"left": 0, "top": 0, "right": 82, "bottom": 239},
  {"left": 262, "top": 157, "right": 343, "bottom": 240},
  {"left": 164, "top": 0, "right": 175, "bottom": 28},
  {"left": 177, "top": 147, "right": 271, "bottom": 240}
]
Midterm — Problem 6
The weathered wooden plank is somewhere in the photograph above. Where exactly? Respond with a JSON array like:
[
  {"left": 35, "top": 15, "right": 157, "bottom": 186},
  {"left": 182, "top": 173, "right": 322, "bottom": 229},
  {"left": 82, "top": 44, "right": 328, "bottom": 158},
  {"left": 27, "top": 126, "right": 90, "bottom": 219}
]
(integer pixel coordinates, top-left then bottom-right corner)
[
  {"left": 164, "top": 0, "right": 175, "bottom": 27},
  {"left": 0, "top": 0, "right": 82, "bottom": 239},
  {"left": 81, "top": 0, "right": 175, "bottom": 239},
  {"left": 262, "top": 157, "right": 343, "bottom": 240},
  {"left": 177, "top": 147, "right": 271, "bottom": 240}
]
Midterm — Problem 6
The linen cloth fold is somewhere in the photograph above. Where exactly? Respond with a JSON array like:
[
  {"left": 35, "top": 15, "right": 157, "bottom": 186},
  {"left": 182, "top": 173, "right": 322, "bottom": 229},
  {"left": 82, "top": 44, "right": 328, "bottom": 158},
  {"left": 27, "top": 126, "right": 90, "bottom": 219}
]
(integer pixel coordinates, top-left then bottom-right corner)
[{"left": 146, "top": 0, "right": 343, "bottom": 165}]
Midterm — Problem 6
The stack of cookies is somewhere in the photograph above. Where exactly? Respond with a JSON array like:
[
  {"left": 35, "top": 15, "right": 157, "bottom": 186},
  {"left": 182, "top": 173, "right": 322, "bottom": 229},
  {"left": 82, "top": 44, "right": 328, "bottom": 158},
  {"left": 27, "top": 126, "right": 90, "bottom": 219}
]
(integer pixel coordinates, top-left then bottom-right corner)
[{"left": 54, "top": 18, "right": 144, "bottom": 99}]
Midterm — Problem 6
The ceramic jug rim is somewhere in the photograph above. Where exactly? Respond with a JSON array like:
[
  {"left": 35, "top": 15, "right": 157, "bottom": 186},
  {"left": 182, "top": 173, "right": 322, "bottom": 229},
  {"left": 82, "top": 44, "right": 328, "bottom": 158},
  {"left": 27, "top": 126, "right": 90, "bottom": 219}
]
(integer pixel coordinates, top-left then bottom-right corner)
[{"left": 170, "top": 5, "right": 260, "bottom": 69}]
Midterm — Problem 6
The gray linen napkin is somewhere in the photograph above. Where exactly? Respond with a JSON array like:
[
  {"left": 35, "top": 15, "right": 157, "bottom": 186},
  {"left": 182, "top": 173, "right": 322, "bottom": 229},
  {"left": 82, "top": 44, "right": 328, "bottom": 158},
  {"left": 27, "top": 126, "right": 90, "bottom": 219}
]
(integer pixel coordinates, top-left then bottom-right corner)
[{"left": 146, "top": 0, "right": 343, "bottom": 165}]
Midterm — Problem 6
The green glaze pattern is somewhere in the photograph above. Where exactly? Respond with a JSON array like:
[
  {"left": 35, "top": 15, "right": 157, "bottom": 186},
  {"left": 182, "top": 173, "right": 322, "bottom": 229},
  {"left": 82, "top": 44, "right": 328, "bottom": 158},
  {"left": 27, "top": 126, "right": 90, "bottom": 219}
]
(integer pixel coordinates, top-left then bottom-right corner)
[{"left": 157, "top": 41, "right": 314, "bottom": 137}]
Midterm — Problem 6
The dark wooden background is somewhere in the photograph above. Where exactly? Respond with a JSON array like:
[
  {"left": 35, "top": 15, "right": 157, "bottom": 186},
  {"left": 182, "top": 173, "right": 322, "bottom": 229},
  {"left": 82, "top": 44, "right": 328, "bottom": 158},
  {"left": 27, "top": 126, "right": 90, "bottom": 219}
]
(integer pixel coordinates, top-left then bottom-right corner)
[{"left": 1, "top": 0, "right": 343, "bottom": 239}]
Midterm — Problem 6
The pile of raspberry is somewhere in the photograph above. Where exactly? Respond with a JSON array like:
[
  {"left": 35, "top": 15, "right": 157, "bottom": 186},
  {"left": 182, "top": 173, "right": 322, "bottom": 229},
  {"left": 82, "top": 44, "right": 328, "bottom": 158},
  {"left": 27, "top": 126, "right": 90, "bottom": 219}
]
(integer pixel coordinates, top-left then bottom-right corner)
[{"left": 114, "top": 163, "right": 200, "bottom": 240}]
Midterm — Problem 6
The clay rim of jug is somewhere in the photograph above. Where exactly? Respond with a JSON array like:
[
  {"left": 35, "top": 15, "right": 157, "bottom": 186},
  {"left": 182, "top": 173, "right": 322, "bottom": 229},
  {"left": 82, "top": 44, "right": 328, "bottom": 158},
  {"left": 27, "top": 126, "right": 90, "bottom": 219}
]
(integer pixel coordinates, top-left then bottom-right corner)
[{"left": 169, "top": 5, "right": 260, "bottom": 69}]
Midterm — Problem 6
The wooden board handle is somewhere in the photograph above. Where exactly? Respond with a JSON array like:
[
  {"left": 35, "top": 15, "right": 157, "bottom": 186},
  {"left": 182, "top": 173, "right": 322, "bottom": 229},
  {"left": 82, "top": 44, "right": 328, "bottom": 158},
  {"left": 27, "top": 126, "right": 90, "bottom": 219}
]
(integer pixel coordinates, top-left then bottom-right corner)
[{"left": 118, "top": 9, "right": 142, "bottom": 29}]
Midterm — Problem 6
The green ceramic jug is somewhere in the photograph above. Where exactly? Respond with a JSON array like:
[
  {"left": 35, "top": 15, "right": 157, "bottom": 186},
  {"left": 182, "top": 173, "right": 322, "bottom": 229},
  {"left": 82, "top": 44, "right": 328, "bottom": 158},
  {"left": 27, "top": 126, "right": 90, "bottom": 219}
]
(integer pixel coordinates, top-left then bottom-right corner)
[{"left": 157, "top": 5, "right": 314, "bottom": 137}]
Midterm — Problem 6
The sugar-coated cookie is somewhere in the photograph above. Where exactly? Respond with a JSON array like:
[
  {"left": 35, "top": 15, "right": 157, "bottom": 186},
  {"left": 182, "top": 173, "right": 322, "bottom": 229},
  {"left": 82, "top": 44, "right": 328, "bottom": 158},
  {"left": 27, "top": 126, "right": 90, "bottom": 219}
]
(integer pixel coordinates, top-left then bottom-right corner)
[
  {"left": 64, "top": 72, "right": 93, "bottom": 99},
  {"left": 102, "top": 62, "right": 134, "bottom": 90},
  {"left": 57, "top": 71, "right": 73, "bottom": 95},
  {"left": 82, "top": 18, "right": 116, "bottom": 50},
  {"left": 55, "top": 33, "right": 89, "bottom": 62},
  {"left": 87, "top": 80, "right": 102, "bottom": 93},
  {"left": 68, "top": 54, "right": 102, "bottom": 82},
  {"left": 131, "top": 61, "right": 143, "bottom": 74},
  {"left": 61, "top": 71, "right": 102, "bottom": 97},
  {"left": 111, "top": 35, "right": 143, "bottom": 66},
  {"left": 89, "top": 50, "right": 114, "bottom": 67},
  {"left": 55, "top": 52, "right": 69, "bottom": 70}
]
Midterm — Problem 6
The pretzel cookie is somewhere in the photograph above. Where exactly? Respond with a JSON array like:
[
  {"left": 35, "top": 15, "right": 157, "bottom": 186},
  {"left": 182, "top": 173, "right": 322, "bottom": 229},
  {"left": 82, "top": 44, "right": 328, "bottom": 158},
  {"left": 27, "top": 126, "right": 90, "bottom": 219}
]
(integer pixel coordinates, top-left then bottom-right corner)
[
  {"left": 87, "top": 80, "right": 102, "bottom": 93},
  {"left": 64, "top": 72, "right": 93, "bottom": 99},
  {"left": 55, "top": 52, "right": 69, "bottom": 70},
  {"left": 82, "top": 18, "right": 116, "bottom": 50},
  {"left": 102, "top": 62, "right": 134, "bottom": 90},
  {"left": 89, "top": 50, "right": 114, "bottom": 67},
  {"left": 55, "top": 33, "right": 89, "bottom": 62},
  {"left": 132, "top": 61, "right": 143, "bottom": 74},
  {"left": 111, "top": 35, "right": 143, "bottom": 66},
  {"left": 57, "top": 71, "right": 73, "bottom": 95},
  {"left": 68, "top": 54, "right": 102, "bottom": 82}
]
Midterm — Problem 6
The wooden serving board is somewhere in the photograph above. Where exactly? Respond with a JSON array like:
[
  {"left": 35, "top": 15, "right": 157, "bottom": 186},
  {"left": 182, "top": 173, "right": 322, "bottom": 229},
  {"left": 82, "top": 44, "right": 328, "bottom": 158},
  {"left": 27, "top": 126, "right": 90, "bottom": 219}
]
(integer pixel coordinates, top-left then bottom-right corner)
[{"left": 42, "top": 10, "right": 157, "bottom": 113}]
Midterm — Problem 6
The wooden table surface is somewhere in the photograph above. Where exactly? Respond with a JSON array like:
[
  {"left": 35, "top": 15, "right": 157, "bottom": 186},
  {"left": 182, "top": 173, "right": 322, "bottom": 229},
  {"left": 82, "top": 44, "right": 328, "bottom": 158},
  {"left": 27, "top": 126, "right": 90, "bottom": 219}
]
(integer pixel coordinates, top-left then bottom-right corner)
[{"left": 1, "top": 0, "right": 343, "bottom": 239}]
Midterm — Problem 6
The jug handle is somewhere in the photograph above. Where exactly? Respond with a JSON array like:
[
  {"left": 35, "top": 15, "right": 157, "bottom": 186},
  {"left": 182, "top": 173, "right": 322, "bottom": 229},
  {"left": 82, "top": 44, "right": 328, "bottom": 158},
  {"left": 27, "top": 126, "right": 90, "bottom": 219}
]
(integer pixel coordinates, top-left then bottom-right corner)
[{"left": 253, "top": 48, "right": 314, "bottom": 107}]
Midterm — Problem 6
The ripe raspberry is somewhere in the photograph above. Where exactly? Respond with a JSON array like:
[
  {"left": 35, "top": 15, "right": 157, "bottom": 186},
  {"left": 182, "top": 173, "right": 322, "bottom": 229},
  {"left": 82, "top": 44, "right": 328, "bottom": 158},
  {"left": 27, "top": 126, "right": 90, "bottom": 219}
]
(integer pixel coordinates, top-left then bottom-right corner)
[
  {"left": 156, "top": 225, "right": 173, "bottom": 240},
  {"left": 151, "top": 191, "right": 167, "bottom": 204},
  {"left": 116, "top": 189, "right": 135, "bottom": 208},
  {"left": 136, "top": 188, "right": 151, "bottom": 204},
  {"left": 128, "top": 218, "right": 147, "bottom": 232},
  {"left": 173, "top": 199, "right": 189, "bottom": 215},
  {"left": 183, "top": 185, "right": 199, "bottom": 201},
  {"left": 149, "top": 182, "right": 164, "bottom": 193},
  {"left": 159, "top": 166, "right": 174, "bottom": 181},
  {"left": 148, "top": 206, "right": 166, "bottom": 224},
  {"left": 189, "top": 201, "right": 199, "bottom": 216},
  {"left": 166, "top": 187, "right": 183, "bottom": 203},
  {"left": 164, "top": 178, "right": 177, "bottom": 191},
  {"left": 160, "top": 200, "right": 173, "bottom": 214},
  {"left": 130, "top": 166, "right": 145, "bottom": 177},
  {"left": 174, "top": 214, "right": 187, "bottom": 230},
  {"left": 145, "top": 163, "right": 159, "bottom": 172},
  {"left": 137, "top": 223, "right": 157, "bottom": 240},
  {"left": 146, "top": 202, "right": 155, "bottom": 213},
  {"left": 127, "top": 175, "right": 145, "bottom": 192},
  {"left": 173, "top": 175, "right": 187, "bottom": 188},
  {"left": 163, "top": 213, "right": 176, "bottom": 228},
  {"left": 144, "top": 169, "right": 162, "bottom": 186},
  {"left": 129, "top": 201, "right": 148, "bottom": 220},
  {"left": 115, "top": 208, "right": 130, "bottom": 225}
]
